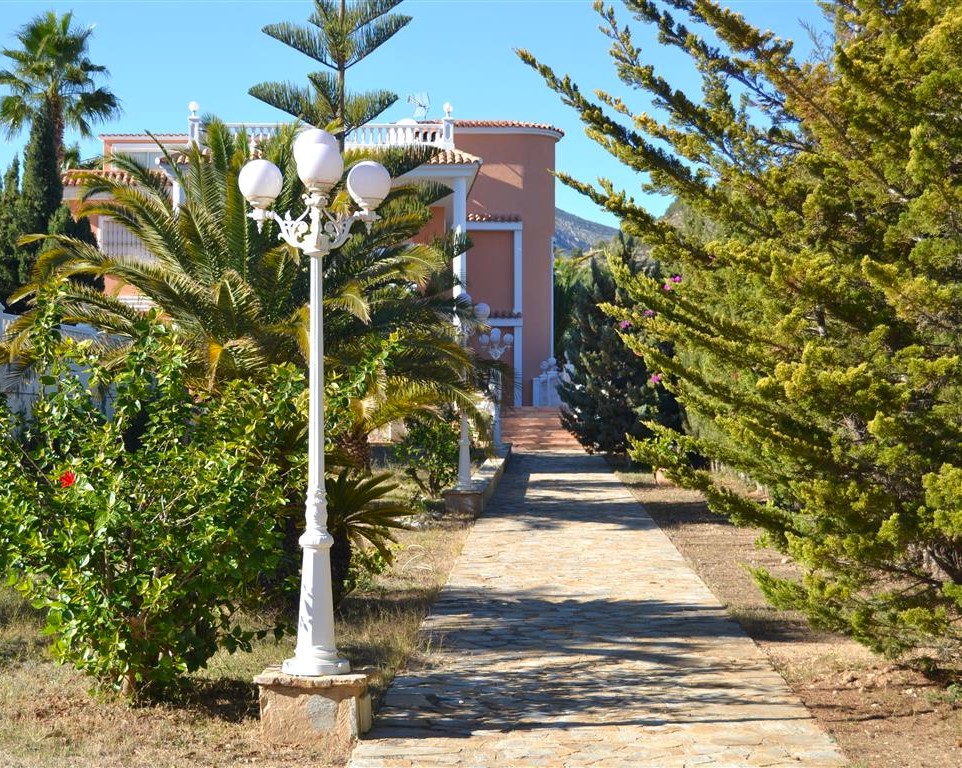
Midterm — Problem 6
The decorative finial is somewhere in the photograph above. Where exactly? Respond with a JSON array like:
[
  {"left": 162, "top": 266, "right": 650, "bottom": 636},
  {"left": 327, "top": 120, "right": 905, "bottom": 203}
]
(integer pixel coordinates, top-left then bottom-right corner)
[
  {"left": 443, "top": 102, "right": 453, "bottom": 118},
  {"left": 187, "top": 101, "right": 202, "bottom": 148}
]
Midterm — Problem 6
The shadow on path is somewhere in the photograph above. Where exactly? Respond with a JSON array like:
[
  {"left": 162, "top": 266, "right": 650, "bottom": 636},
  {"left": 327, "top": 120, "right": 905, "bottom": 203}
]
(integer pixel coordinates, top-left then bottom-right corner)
[{"left": 365, "top": 451, "right": 815, "bottom": 739}]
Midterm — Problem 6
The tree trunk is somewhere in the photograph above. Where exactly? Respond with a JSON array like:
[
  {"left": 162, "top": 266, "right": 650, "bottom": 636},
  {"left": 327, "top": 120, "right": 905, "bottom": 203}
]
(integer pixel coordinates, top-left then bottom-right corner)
[
  {"left": 337, "top": 0, "right": 347, "bottom": 152},
  {"left": 336, "top": 427, "right": 372, "bottom": 472}
]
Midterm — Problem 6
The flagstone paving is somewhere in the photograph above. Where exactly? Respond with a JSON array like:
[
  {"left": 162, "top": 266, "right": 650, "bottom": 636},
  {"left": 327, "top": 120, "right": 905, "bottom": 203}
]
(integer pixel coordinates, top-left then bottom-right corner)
[{"left": 349, "top": 448, "right": 847, "bottom": 768}]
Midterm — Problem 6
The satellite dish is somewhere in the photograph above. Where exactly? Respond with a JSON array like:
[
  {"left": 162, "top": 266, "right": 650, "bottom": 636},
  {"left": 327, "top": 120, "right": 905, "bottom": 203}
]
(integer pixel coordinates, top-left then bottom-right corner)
[{"left": 407, "top": 92, "right": 430, "bottom": 119}]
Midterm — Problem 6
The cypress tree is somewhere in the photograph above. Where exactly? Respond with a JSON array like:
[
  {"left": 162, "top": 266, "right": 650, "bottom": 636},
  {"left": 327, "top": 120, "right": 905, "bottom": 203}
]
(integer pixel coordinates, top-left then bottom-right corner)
[
  {"left": 522, "top": 1, "right": 962, "bottom": 662},
  {"left": 0, "top": 158, "right": 21, "bottom": 307},
  {"left": 4, "top": 99, "right": 62, "bottom": 311},
  {"left": 250, "top": 0, "right": 411, "bottom": 148},
  {"left": 18, "top": 100, "right": 61, "bottom": 232},
  {"left": 559, "top": 234, "right": 680, "bottom": 455}
]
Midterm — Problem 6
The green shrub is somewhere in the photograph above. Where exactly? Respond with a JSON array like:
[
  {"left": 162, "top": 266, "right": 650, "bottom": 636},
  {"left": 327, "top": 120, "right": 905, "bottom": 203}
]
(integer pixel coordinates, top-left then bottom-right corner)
[
  {"left": 0, "top": 310, "right": 299, "bottom": 697},
  {"left": 394, "top": 411, "right": 459, "bottom": 498}
]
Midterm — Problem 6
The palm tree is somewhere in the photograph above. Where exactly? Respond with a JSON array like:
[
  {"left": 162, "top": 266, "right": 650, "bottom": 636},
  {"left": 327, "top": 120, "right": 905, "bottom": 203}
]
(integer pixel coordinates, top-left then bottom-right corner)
[
  {"left": 6, "top": 120, "right": 487, "bottom": 436},
  {"left": 4, "top": 122, "right": 303, "bottom": 384},
  {"left": 0, "top": 11, "right": 121, "bottom": 163}
]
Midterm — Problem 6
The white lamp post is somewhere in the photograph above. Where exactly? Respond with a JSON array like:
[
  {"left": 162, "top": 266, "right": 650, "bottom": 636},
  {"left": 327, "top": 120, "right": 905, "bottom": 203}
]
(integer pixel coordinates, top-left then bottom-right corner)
[
  {"left": 238, "top": 128, "right": 391, "bottom": 677},
  {"left": 477, "top": 312, "right": 513, "bottom": 451}
]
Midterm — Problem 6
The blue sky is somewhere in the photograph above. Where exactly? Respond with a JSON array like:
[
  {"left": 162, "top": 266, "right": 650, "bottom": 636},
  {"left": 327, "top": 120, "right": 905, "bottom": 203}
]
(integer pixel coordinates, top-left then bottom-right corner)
[{"left": 1, "top": 0, "right": 825, "bottom": 227}]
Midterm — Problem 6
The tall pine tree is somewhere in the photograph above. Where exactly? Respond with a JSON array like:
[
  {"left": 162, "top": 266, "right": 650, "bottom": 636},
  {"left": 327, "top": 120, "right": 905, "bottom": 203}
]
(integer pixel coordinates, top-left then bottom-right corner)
[
  {"left": 523, "top": 0, "right": 962, "bottom": 663},
  {"left": 250, "top": 0, "right": 411, "bottom": 148},
  {"left": 553, "top": 251, "right": 587, "bottom": 364},
  {"left": 559, "top": 234, "right": 680, "bottom": 455}
]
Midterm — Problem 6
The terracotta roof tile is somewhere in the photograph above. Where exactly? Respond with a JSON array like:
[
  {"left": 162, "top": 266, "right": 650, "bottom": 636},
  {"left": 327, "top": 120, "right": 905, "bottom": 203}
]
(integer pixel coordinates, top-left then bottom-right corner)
[
  {"left": 490, "top": 310, "right": 523, "bottom": 319},
  {"left": 426, "top": 149, "right": 482, "bottom": 165},
  {"left": 160, "top": 147, "right": 211, "bottom": 165},
  {"left": 453, "top": 120, "right": 564, "bottom": 136},
  {"left": 467, "top": 213, "right": 522, "bottom": 223},
  {"left": 62, "top": 168, "right": 172, "bottom": 187}
]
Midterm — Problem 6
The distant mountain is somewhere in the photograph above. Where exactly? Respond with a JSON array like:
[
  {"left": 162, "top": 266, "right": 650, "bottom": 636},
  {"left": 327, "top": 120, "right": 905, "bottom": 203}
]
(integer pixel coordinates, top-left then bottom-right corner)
[{"left": 554, "top": 208, "right": 619, "bottom": 253}]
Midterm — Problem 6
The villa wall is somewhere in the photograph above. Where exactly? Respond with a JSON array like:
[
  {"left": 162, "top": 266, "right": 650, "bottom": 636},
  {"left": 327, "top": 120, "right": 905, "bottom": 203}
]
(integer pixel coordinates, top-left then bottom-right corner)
[
  {"left": 466, "top": 230, "right": 513, "bottom": 309},
  {"left": 454, "top": 128, "right": 558, "bottom": 405},
  {"left": 60, "top": 117, "right": 562, "bottom": 406}
]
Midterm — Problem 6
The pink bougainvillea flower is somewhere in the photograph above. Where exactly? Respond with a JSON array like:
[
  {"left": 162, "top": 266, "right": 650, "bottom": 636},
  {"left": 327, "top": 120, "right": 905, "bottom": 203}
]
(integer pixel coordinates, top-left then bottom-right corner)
[
  {"left": 619, "top": 320, "right": 631, "bottom": 330},
  {"left": 643, "top": 309, "right": 657, "bottom": 317},
  {"left": 59, "top": 471, "right": 76, "bottom": 488},
  {"left": 670, "top": 274, "right": 683, "bottom": 283},
  {"left": 662, "top": 284, "right": 673, "bottom": 291},
  {"left": 650, "top": 373, "right": 663, "bottom": 385}
]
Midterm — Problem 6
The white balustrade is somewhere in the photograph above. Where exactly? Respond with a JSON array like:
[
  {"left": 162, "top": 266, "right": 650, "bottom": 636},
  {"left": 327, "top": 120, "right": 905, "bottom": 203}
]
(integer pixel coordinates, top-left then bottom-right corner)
[
  {"left": 345, "top": 122, "right": 450, "bottom": 148},
  {"left": 224, "top": 123, "right": 285, "bottom": 143},
  {"left": 224, "top": 121, "right": 454, "bottom": 150},
  {"left": 98, "top": 217, "right": 155, "bottom": 261},
  {"left": 1, "top": 308, "right": 102, "bottom": 416},
  {"left": 532, "top": 357, "right": 562, "bottom": 407}
]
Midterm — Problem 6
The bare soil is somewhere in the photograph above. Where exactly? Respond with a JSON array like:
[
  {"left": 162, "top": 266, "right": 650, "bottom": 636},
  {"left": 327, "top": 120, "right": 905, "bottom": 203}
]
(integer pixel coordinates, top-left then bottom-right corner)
[{"left": 615, "top": 464, "right": 962, "bottom": 768}]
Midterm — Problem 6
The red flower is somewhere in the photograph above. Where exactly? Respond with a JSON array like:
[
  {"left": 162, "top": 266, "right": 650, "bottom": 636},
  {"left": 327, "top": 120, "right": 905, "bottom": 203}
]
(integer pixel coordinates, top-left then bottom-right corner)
[{"left": 59, "top": 471, "right": 76, "bottom": 488}]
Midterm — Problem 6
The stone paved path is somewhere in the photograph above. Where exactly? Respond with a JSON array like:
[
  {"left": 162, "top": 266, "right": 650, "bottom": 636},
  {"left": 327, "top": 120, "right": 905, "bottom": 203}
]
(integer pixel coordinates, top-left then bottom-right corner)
[{"left": 349, "top": 450, "right": 847, "bottom": 768}]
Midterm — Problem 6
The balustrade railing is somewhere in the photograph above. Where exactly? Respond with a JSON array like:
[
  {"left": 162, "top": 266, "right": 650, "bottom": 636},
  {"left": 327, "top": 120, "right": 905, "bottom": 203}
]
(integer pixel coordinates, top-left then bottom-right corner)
[
  {"left": 98, "top": 217, "right": 154, "bottom": 260},
  {"left": 224, "top": 123, "right": 285, "bottom": 143},
  {"left": 224, "top": 120, "right": 454, "bottom": 150},
  {"left": 346, "top": 122, "right": 451, "bottom": 148},
  {"left": 1, "top": 310, "right": 101, "bottom": 415}
]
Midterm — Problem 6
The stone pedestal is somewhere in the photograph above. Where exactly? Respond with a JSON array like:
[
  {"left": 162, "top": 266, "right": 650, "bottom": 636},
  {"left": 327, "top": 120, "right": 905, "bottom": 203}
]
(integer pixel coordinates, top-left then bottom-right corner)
[
  {"left": 443, "top": 447, "right": 511, "bottom": 516},
  {"left": 254, "top": 666, "right": 371, "bottom": 756},
  {"left": 443, "top": 485, "right": 484, "bottom": 516}
]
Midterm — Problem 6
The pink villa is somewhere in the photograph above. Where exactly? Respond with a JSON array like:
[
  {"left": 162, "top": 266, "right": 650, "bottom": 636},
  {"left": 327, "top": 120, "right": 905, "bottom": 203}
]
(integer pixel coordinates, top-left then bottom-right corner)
[{"left": 63, "top": 103, "right": 563, "bottom": 406}]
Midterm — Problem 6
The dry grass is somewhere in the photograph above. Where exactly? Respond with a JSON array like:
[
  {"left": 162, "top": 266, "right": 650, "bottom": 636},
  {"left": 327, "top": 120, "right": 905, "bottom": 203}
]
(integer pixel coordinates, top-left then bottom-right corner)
[{"left": 0, "top": 505, "right": 476, "bottom": 768}]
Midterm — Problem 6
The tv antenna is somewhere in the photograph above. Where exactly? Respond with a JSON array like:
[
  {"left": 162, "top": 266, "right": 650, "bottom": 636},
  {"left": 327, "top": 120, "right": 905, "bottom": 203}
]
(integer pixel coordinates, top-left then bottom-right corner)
[{"left": 408, "top": 92, "right": 430, "bottom": 120}]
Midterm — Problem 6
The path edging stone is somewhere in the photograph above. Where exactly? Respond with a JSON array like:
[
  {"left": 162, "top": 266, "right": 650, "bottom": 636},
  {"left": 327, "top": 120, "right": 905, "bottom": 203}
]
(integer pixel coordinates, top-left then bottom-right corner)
[{"left": 442, "top": 445, "right": 511, "bottom": 516}]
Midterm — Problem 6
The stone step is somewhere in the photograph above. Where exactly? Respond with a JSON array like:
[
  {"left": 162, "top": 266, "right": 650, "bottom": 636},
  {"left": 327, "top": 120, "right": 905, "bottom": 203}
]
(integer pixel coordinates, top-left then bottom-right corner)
[{"left": 499, "top": 408, "right": 582, "bottom": 451}]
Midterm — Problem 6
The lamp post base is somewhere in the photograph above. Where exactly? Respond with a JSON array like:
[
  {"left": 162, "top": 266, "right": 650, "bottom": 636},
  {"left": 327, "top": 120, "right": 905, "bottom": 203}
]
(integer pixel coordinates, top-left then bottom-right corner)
[
  {"left": 255, "top": 666, "right": 371, "bottom": 750},
  {"left": 282, "top": 655, "right": 351, "bottom": 677},
  {"left": 286, "top": 534, "right": 349, "bottom": 678}
]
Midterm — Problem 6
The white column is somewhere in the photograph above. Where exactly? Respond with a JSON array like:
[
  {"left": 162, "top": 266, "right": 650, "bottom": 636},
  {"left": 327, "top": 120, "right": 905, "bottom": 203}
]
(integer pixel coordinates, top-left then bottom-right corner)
[
  {"left": 549, "top": 241, "right": 555, "bottom": 359},
  {"left": 457, "top": 408, "right": 473, "bottom": 487},
  {"left": 187, "top": 101, "right": 201, "bottom": 147},
  {"left": 513, "top": 328, "right": 523, "bottom": 407},
  {"left": 452, "top": 176, "right": 468, "bottom": 296},
  {"left": 441, "top": 102, "right": 456, "bottom": 149},
  {"left": 171, "top": 179, "right": 183, "bottom": 212},
  {"left": 513, "top": 229, "right": 523, "bottom": 315},
  {"left": 453, "top": 174, "right": 472, "bottom": 487},
  {"left": 283, "top": 252, "right": 350, "bottom": 677}
]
